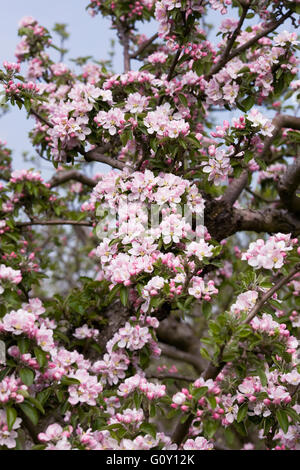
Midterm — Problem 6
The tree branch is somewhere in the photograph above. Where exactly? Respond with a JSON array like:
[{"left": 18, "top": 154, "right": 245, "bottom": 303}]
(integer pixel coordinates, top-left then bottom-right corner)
[
  {"left": 208, "top": 3, "right": 250, "bottom": 77},
  {"left": 159, "top": 343, "right": 205, "bottom": 375},
  {"left": 49, "top": 170, "right": 96, "bottom": 188},
  {"left": 234, "top": 206, "right": 300, "bottom": 236},
  {"left": 84, "top": 147, "right": 127, "bottom": 171},
  {"left": 208, "top": 9, "right": 293, "bottom": 78},
  {"left": 278, "top": 157, "right": 300, "bottom": 214},
  {"left": 221, "top": 170, "right": 249, "bottom": 206},
  {"left": 244, "top": 263, "right": 300, "bottom": 324},
  {"left": 16, "top": 97, "right": 53, "bottom": 129},
  {"left": 147, "top": 372, "right": 194, "bottom": 382},
  {"left": 130, "top": 33, "right": 158, "bottom": 59},
  {"left": 16, "top": 219, "right": 92, "bottom": 228}
]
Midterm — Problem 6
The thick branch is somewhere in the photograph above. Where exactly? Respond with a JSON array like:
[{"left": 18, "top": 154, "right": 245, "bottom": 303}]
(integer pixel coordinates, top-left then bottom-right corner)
[
  {"left": 157, "top": 316, "right": 206, "bottom": 373},
  {"left": 234, "top": 206, "right": 300, "bottom": 236},
  {"left": 159, "top": 343, "right": 205, "bottom": 375},
  {"left": 84, "top": 147, "right": 127, "bottom": 170},
  {"left": 49, "top": 170, "right": 96, "bottom": 188},
  {"left": 118, "top": 24, "right": 131, "bottom": 73},
  {"left": 221, "top": 170, "right": 249, "bottom": 206},
  {"left": 278, "top": 157, "right": 300, "bottom": 214}
]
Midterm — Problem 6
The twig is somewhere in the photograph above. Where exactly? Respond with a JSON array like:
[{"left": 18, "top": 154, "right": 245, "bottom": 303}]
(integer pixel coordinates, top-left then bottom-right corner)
[
  {"left": 208, "top": 9, "right": 293, "bottom": 78},
  {"left": 130, "top": 33, "right": 158, "bottom": 59},
  {"left": 16, "top": 219, "right": 92, "bottom": 228},
  {"left": 147, "top": 373, "right": 194, "bottom": 382},
  {"left": 244, "top": 263, "right": 300, "bottom": 324}
]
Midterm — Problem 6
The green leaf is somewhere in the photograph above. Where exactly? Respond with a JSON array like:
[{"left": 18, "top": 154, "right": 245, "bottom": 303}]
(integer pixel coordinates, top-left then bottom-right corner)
[
  {"left": 33, "top": 347, "right": 47, "bottom": 368},
  {"left": 133, "top": 391, "right": 142, "bottom": 409},
  {"left": 6, "top": 406, "right": 17, "bottom": 431},
  {"left": 27, "top": 396, "right": 45, "bottom": 414},
  {"left": 19, "top": 403, "right": 39, "bottom": 426},
  {"left": 61, "top": 376, "right": 81, "bottom": 386},
  {"left": 31, "top": 444, "right": 47, "bottom": 450},
  {"left": 17, "top": 338, "right": 30, "bottom": 354},
  {"left": 257, "top": 368, "right": 267, "bottom": 387},
  {"left": 203, "top": 302, "right": 212, "bottom": 319},
  {"left": 19, "top": 368, "right": 35, "bottom": 387},
  {"left": 237, "top": 402, "right": 248, "bottom": 423},
  {"left": 276, "top": 409, "right": 289, "bottom": 434},
  {"left": 224, "top": 427, "right": 235, "bottom": 446},
  {"left": 200, "top": 348, "right": 211, "bottom": 361},
  {"left": 284, "top": 408, "right": 300, "bottom": 423},
  {"left": 207, "top": 395, "right": 217, "bottom": 410},
  {"left": 150, "top": 403, "right": 156, "bottom": 418},
  {"left": 203, "top": 419, "right": 218, "bottom": 439},
  {"left": 119, "top": 286, "right": 128, "bottom": 307},
  {"left": 194, "top": 386, "right": 208, "bottom": 401},
  {"left": 37, "top": 388, "right": 52, "bottom": 407},
  {"left": 241, "top": 96, "right": 255, "bottom": 111},
  {"left": 139, "top": 423, "right": 156, "bottom": 439},
  {"left": 178, "top": 93, "right": 188, "bottom": 107}
]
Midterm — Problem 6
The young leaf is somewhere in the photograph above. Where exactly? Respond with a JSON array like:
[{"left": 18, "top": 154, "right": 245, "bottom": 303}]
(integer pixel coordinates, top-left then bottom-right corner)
[{"left": 6, "top": 406, "right": 17, "bottom": 431}]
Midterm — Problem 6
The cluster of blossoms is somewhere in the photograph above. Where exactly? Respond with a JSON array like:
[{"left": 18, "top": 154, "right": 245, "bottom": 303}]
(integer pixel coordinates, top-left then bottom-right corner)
[
  {"left": 201, "top": 146, "right": 233, "bottom": 186},
  {"left": 169, "top": 361, "right": 300, "bottom": 436},
  {"left": 0, "top": 300, "right": 55, "bottom": 352},
  {"left": 203, "top": 23, "right": 298, "bottom": 106},
  {"left": 9, "top": 169, "right": 44, "bottom": 184},
  {"left": 108, "top": 408, "right": 144, "bottom": 426},
  {"left": 230, "top": 290, "right": 258, "bottom": 317},
  {"left": 236, "top": 371, "right": 292, "bottom": 412},
  {"left": 87, "top": 0, "right": 154, "bottom": 21},
  {"left": 93, "top": 316, "right": 160, "bottom": 387},
  {"left": 246, "top": 108, "right": 275, "bottom": 137},
  {"left": 44, "top": 83, "right": 110, "bottom": 160},
  {"left": 3, "top": 79, "right": 40, "bottom": 96},
  {"left": 38, "top": 422, "right": 176, "bottom": 450},
  {"left": 183, "top": 436, "right": 214, "bottom": 450},
  {"left": 0, "top": 265, "right": 22, "bottom": 294},
  {"left": 0, "top": 375, "right": 28, "bottom": 404},
  {"left": 143, "top": 102, "right": 190, "bottom": 138},
  {"left": 117, "top": 373, "right": 166, "bottom": 401},
  {"left": 73, "top": 324, "right": 99, "bottom": 340},
  {"left": 0, "top": 409, "right": 22, "bottom": 449},
  {"left": 257, "top": 163, "right": 288, "bottom": 183},
  {"left": 15, "top": 17, "right": 51, "bottom": 62},
  {"left": 250, "top": 313, "right": 298, "bottom": 354},
  {"left": 241, "top": 233, "right": 297, "bottom": 270},
  {"left": 88, "top": 169, "right": 219, "bottom": 313},
  {"left": 67, "top": 369, "right": 103, "bottom": 406},
  {"left": 154, "top": 0, "right": 206, "bottom": 42},
  {"left": 0, "top": 0, "right": 299, "bottom": 453}
]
